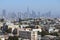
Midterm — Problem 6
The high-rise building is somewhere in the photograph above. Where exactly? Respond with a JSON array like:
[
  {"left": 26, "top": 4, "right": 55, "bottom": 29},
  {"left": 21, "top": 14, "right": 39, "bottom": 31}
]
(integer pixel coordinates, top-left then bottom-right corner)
[
  {"left": 37, "top": 12, "right": 40, "bottom": 18},
  {"left": 2, "top": 9, "right": 6, "bottom": 18},
  {"left": 12, "top": 12, "right": 16, "bottom": 18},
  {"left": 46, "top": 11, "right": 51, "bottom": 17},
  {"left": 26, "top": 7, "right": 30, "bottom": 18},
  {"left": 32, "top": 10, "right": 36, "bottom": 18},
  {"left": 42, "top": 11, "right": 51, "bottom": 18},
  {"left": 18, "top": 12, "right": 21, "bottom": 18}
]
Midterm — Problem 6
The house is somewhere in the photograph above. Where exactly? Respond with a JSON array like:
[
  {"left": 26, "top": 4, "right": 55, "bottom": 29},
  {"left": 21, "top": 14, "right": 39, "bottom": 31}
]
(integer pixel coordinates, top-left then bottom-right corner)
[{"left": 48, "top": 27, "right": 59, "bottom": 33}]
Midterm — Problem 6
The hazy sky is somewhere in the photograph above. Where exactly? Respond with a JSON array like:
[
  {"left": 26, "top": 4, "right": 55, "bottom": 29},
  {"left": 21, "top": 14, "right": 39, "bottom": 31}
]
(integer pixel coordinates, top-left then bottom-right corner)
[{"left": 0, "top": 0, "right": 60, "bottom": 16}]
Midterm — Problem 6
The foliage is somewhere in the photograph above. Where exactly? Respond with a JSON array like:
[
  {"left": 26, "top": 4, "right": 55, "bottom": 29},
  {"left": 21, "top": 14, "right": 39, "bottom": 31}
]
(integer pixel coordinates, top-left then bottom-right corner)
[
  {"left": 50, "top": 32, "right": 59, "bottom": 36},
  {"left": 41, "top": 30, "right": 50, "bottom": 37},
  {"left": 8, "top": 36, "right": 18, "bottom": 40},
  {"left": 0, "top": 18, "right": 4, "bottom": 22}
]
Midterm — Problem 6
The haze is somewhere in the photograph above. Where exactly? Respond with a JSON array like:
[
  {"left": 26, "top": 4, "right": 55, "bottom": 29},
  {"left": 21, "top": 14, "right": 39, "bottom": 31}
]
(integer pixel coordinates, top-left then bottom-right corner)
[{"left": 0, "top": 0, "right": 60, "bottom": 17}]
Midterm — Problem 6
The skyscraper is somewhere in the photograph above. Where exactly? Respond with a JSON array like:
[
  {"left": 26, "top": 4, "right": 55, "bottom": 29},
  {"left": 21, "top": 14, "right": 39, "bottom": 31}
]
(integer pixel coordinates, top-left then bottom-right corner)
[
  {"left": 49, "top": 11, "right": 51, "bottom": 17},
  {"left": 10, "top": 12, "right": 17, "bottom": 20},
  {"left": 46, "top": 11, "right": 51, "bottom": 17},
  {"left": 2, "top": 9, "right": 6, "bottom": 18},
  {"left": 37, "top": 12, "right": 40, "bottom": 18},
  {"left": 32, "top": 10, "right": 36, "bottom": 18},
  {"left": 26, "top": 7, "right": 30, "bottom": 18},
  {"left": 18, "top": 12, "right": 21, "bottom": 18}
]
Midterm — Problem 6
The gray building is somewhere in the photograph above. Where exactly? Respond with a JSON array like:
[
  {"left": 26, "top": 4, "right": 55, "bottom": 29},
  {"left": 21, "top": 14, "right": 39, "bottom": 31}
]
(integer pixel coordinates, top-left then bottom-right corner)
[{"left": 19, "top": 30, "right": 38, "bottom": 40}]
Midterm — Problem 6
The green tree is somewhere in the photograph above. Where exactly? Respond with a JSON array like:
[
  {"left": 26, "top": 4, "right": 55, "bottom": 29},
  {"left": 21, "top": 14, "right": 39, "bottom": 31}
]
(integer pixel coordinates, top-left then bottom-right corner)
[{"left": 41, "top": 30, "right": 50, "bottom": 37}]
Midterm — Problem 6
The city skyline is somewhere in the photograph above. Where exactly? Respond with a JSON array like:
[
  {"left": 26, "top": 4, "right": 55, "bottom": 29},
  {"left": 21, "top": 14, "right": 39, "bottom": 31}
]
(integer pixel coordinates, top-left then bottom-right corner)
[{"left": 0, "top": 0, "right": 60, "bottom": 18}]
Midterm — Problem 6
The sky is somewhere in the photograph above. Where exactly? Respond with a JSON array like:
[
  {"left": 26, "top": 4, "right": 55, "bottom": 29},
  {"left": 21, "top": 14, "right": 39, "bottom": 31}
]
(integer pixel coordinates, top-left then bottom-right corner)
[{"left": 0, "top": 0, "right": 60, "bottom": 17}]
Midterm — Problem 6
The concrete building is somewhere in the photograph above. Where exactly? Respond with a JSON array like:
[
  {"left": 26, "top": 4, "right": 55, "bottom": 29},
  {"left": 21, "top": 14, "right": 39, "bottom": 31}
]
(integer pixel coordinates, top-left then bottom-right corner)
[{"left": 19, "top": 30, "right": 38, "bottom": 40}]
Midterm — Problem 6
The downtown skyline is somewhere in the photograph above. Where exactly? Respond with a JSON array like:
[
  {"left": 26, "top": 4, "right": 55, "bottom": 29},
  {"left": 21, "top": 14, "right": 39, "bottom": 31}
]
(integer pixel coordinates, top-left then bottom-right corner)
[{"left": 0, "top": 0, "right": 60, "bottom": 18}]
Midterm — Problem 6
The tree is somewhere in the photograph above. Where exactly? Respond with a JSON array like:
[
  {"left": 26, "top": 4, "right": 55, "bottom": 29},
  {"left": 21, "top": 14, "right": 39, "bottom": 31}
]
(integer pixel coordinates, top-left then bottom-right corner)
[
  {"left": 41, "top": 30, "right": 50, "bottom": 37},
  {"left": 19, "top": 18, "right": 21, "bottom": 23},
  {"left": 13, "top": 36, "right": 18, "bottom": 40},
  {"left": 0, "top": 18, "right": 4, "bottom": 22},
  {"left": 38, "top": 31, "right": 41, "bottom": 35},
  {"left": 8, "top": 36, "right": 13, "bottom": 40},
  {"left": 50, "top": 32, "right": 59, "bottom": 36},
  {"left": 2, "top": 23, "right": 8, "bottom": 33},
  {"left": 13, "top": 28, "right": 17, "bottom": 35},
  {"left": 8, "top": 36, "right": 18, "bottom": 40},
  {"left": 7, "top": 28, "right": 12, "bottom": 33}
]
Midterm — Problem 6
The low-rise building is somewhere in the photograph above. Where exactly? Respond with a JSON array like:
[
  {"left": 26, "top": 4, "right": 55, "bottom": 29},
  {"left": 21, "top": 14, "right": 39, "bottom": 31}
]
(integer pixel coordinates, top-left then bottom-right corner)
[{"left": 19, "top": 30, "right": 37, "bottom": 40}]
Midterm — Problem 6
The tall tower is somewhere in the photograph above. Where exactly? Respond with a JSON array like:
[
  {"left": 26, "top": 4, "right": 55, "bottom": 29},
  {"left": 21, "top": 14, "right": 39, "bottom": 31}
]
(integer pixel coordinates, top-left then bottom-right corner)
[
  {"left": 49, "top": 11, "right": 51, "bottom": 17},
  {"left": 32, "top": 10, "right": 36, "bottom": 18},
  {"left": 2, "top": 9, "right": 6, "bottom": 19},
  {"left": 37, "top": 12, "right": 40, "bottom": 18},
  {"left": 18, "top": 12, "right": 21, "bottom": 19},
  {"left": 27, "top": 7, "right": 30, "bottom": 18}
]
